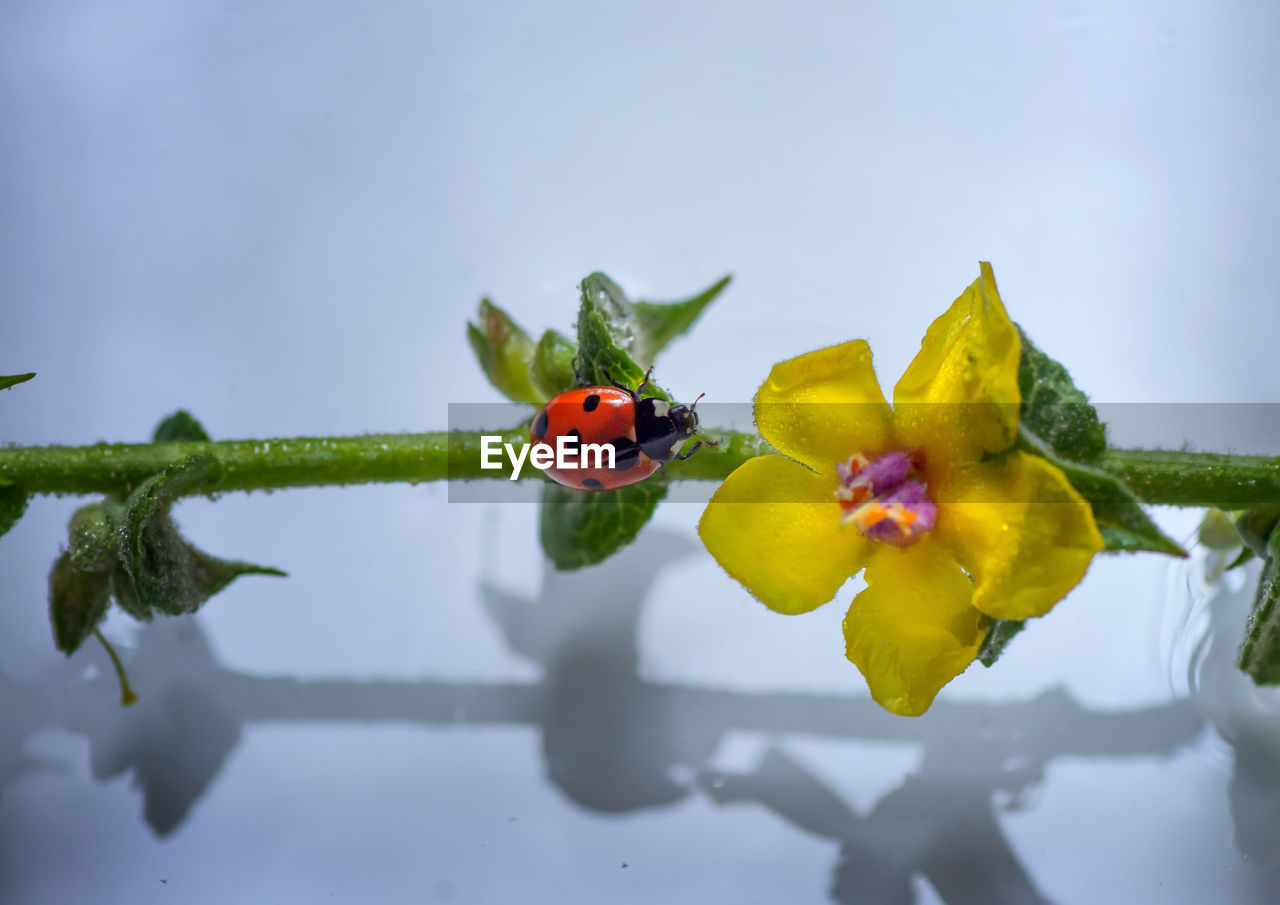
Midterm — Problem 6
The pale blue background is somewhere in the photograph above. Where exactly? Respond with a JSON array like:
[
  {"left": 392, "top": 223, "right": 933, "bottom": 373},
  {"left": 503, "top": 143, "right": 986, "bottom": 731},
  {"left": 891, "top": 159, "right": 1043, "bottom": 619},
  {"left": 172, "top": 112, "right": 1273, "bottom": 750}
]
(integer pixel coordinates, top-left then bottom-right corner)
[{"left": 2, "top": 2, "right": 1279, "bottom": 903}]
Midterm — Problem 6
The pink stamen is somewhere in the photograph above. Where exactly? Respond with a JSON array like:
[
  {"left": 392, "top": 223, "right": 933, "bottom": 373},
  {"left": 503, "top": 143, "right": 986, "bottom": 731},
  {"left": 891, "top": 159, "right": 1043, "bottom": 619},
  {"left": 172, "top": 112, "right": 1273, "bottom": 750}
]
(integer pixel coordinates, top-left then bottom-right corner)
[{"left": 834, "top": 451, "right": 936, "bottom": 547}]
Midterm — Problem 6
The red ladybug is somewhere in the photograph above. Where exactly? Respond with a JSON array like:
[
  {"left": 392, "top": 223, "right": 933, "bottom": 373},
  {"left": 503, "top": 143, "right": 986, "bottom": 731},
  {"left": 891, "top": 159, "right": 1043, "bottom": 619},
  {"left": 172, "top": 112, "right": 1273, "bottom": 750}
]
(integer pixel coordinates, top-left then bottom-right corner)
[{"left": 531, "top": 367, "right": 712, "bottom": 491}]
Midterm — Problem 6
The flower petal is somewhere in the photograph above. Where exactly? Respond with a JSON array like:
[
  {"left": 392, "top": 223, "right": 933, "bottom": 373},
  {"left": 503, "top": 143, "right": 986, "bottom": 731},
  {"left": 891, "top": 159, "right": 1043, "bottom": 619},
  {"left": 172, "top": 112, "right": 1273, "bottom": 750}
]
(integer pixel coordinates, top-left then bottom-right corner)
[
  {"left": 892, "top": 262, "right": 1021, "bottom": 468},
  {"left": 755, "top": 340, "right": 897, "bottom": 475},
  {"left": 843, "top": 543, "right": 987, "bottom": 717},
  {"left": 933, "top": 450, "right": 1103, "bottom": 620},
  {"left": 699, "top": 455, "right": 869, "bottom": 615}
]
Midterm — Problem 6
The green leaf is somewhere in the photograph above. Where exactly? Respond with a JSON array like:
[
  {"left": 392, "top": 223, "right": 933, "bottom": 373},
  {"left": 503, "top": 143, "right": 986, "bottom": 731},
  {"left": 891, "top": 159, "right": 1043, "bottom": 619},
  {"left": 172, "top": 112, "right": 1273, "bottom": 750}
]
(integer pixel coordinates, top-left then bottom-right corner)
[
  {"left": 574, "top": 277, "right": 666, "bottom": 399},
  {"left": 1237, "top": 524, "right": 1280, "bottom": 685},
  {"left": 0, "top": 372, "right": 35, "bottom": 391},
  {"left": 1227, "top": 547, "right": 1257, "bottom": 572},
  {"left": 153, "top": 409, "right": 211, "bottom": 443},
  {"left": 1023, "top": 285, "right": 1248, "bottom": 557},
  {"left": 467, "top": 299, "right": 543, "bottom": 404},
  {"left": 48, "top": 502, "right": 122, "bottom": 654},
  {"left": 1095, "top": 524, "right": 1186, "bottom": 556},
  {"left": 1018, "top": 428, "right": 1187, "bottom": 557},
  {"left": 469, "top": 274, "right": 724, "bottom": 407},
  {"left": 575, "top": 274, "right": 644, "bottom": 384},
  {"left": 1013, "top": 333, "right": 1180, "bottom": 556},
  {"left": 44, "top": 416, "right": 285, "bottom": 657},
  {"left": 579, "top": 272, "right": 641, "bottom": 354},
  {"left": 977, "top": 617, "right": 1027, "bottom": 668},
  {"left": 1016, "top": 327, "right": 1106, "bottom": 462},
  {"left": 539, "top": 477, "right": 669, "bottom": 570},
  {"left": 632, "top": 274, "right": 731, "bottom": 365},
  {"left": 577, "top": 272, "right": 729, "bottom": 373},
  {"left": 67, "top": 501, "right": 121, "bottom": 571},
  {"left": 1236, "top": 506, "right": 1280, "bottom": 560},
  {"left": 48, "top": 550, "right": 114, "bottom": 654},
  {"left": 1, "top": 484, "right": 27, "bottom": 539},
  {"left": 113, "top": 454, "right": 285, "bottom": 617},
  {"left": 530, "top": 329, "right": 577, "bottom": 399}
]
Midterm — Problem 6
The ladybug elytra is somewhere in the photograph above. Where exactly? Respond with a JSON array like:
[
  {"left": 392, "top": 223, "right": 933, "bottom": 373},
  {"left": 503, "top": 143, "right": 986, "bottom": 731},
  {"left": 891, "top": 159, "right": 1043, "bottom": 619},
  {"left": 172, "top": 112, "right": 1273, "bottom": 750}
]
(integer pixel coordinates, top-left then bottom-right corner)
[{"left": 531, "top": 367, "right": 713, "bottom": 491}]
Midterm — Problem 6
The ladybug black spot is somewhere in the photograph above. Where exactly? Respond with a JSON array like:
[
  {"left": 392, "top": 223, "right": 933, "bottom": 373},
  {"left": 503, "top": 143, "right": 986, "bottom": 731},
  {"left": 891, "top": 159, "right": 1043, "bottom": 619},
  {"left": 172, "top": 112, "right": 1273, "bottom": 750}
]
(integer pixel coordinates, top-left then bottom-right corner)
[
  {"left": 582, "top": 393, "right": 601, "bottom": 412},
  {"left": 562, "top": 429, "right": 583, "bottom": 463},
  {"left": 582, "top": 477, "right": 604, "bottom": 491},
  {"left": 533, "top": 410, "right": 549, "bottom": 439}
]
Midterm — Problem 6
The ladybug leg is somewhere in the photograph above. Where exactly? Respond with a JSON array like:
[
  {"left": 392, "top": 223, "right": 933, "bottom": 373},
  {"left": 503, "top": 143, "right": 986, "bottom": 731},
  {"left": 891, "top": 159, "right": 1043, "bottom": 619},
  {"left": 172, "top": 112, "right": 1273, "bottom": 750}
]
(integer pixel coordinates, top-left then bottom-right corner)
[
  {"left": 600, "top": 364, "right": 656, "bottom": 399},
  {"left": 673, "top": 441, "right": 705, "bottom": 461},
  {"left": 599, "top": 365, "right": 635, "bottom": 395},
  {"left": 633, "top": 365, "right": 655, "bottom": 397}
]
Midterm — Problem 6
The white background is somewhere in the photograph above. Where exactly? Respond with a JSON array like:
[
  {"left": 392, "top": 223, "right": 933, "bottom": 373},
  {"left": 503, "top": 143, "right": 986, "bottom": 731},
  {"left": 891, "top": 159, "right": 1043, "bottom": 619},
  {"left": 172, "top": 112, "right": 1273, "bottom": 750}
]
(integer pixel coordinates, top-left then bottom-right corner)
[{"left": 2, "top": 2, "right": 1279, "bottom": 903}]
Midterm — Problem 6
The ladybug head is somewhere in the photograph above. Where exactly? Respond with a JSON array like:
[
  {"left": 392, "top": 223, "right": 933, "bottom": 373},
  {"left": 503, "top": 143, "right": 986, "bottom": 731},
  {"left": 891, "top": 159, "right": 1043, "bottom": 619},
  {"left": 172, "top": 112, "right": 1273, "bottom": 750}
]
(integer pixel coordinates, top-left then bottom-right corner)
[{"left": 669, "top": 393, "right": 705, "bottom": 438}]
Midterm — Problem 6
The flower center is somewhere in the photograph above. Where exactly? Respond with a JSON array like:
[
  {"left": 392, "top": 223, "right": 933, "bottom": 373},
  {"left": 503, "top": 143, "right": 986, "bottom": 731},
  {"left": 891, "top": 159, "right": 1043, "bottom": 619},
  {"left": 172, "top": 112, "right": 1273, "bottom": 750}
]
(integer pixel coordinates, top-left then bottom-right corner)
[{"left": 834, "top": 450, "right": 936, "bottom": 548}]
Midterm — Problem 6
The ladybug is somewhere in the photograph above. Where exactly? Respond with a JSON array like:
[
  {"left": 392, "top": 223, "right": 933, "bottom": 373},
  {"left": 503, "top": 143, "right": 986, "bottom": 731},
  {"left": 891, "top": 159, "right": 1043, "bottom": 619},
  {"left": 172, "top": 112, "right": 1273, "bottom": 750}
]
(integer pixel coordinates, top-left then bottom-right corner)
[{"left": 531, "top": 367, "right": 714, "bottom": 491}]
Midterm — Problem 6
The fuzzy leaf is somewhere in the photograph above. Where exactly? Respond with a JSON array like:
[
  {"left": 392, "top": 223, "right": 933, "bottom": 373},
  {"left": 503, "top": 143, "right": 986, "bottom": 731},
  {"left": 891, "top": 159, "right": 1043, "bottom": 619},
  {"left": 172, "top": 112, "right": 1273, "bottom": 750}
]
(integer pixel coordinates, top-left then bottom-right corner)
[
  {"left": 114, "top": 455, "right": 285, "bottom": 617},
  {"left": 1, "top": 484, "right": 27, "bottom": 539},
  {"left": 632, "top": 274, "right": 731, "bottom": 365},
  {"left": 471, "top": 273, "right": 724, "bottom": 407},
  {"left": 67, "top": 501, "right": 121, "bottom": 571},
  {"left": 1018, "top": 428, "right": 1187, "bottom": 557},
  {"left": 539, "top": 478, "right": 669, "bottom": 570},
  {"left": 577, "top": 272, "right": 728, "bottom": 373},
  {"left": 574, "top": 277, "right": 668, "bottom": 400},
  {"left": 1016, "top": 327, "right": 1106, "bottom": 463},
  {"left": 153, "top": 410, "right": 211, "bottom": 443},
  {"left": 1094, "top": 524, "right": 1185, "bottom": 556},
  {"left": 1237, "top": 524, "right": 1280, "bottom": 685},
  {"left": 49, "top": 500, "right": 122, "bottom": 655},
  {"left": 1012, "top": 328, "right": 1178, "bottom": 552},
  {"left": 1, "top": 372, "right": 35, "bottom": 391},
  {"left": 467, "top": 300, "right": 543, "bottom": 404},
  {"left": 579, "top": 273, "right": 641, "bottom": 354},
  {"left": 977, "top": 617, "right": 1027, "bottom": 668},
  {"left": 530, "top": 329, "right": 577, "bottom": 399},
  {"left": 48, "top": 551, "right": 114, "bottom": 654}
]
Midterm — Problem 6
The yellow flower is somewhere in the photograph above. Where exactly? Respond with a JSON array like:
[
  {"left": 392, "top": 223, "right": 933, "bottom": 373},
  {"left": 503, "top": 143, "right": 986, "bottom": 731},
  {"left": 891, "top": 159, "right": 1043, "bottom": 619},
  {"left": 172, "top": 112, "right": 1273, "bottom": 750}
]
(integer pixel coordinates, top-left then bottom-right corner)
[{"left": 698, "top": 263, "right": 1103, "bottom": 716}]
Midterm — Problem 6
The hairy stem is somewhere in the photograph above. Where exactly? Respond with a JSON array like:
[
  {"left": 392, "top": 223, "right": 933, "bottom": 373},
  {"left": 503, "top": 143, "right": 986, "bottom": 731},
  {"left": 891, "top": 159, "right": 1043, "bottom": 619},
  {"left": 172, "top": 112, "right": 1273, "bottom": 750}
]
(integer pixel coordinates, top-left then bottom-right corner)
[
  {"left": 1100, "top": 449, "right": 1280, "bottom": 507},
  {"left": 1, "top": 431, "right": 1275, "bottom": 508},
  {"left": 0, "top": 429, "right": 772, "bottom": 497}
]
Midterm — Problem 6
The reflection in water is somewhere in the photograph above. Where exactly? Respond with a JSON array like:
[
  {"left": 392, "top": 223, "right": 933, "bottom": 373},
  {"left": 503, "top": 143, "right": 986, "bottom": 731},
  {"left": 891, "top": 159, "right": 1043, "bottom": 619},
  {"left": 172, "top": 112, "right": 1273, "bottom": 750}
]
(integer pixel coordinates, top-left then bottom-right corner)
[
  {"left": 1, "top": 528, "right": 1275, "bottom": 903},
  {"left": 1178, "top": 551, "right": 1280, "bottom": 901},
  {"left": 701, "top": 746, "right": 1052, "bottom": 905}
]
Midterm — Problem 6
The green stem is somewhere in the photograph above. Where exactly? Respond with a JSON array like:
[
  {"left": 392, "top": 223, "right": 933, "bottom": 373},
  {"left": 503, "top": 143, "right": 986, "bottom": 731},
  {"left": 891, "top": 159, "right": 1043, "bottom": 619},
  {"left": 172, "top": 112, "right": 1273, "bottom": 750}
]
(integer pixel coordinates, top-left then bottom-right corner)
[
  {"left": 1100, "top": 449, "right": 1280, "bottom": 508},
  {"left": 1, "top": 431, "right": 1275, "bottom": 508},
  {"left": 1, "top": 434, "right": 478, "bottom": 496},
  {"left": 94, "top": 627, "right": 138, "bottom": 707},
  {"left": 0, "top": 429, "right": 772, "bottom": 497}
]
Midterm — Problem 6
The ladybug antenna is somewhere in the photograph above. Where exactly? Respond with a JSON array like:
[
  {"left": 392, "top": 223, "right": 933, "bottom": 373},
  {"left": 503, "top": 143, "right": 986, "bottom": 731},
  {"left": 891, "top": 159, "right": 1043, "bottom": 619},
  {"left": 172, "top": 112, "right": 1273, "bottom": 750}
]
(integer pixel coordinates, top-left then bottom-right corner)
[{"left": 688, "top": 393, "right": 721, "bottom": 446}]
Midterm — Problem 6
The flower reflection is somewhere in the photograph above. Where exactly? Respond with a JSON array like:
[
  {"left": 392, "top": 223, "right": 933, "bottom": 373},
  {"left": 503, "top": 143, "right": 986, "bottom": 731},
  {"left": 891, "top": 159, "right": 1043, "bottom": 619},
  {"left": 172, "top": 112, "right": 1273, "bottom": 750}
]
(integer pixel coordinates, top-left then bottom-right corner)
[{"left": 2, "top": 529, "right": 1272, "bottom": 904}]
